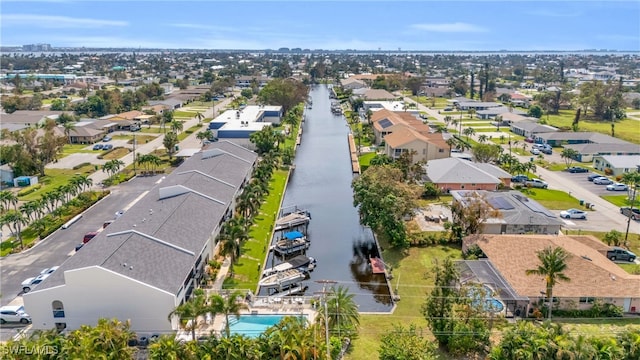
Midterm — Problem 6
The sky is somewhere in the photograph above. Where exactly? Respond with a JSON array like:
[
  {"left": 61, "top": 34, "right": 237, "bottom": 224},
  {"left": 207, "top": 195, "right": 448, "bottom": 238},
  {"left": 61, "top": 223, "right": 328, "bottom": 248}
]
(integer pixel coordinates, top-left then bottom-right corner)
[{"left": 1, "top": 0, "right": 639, "bottom": 51}]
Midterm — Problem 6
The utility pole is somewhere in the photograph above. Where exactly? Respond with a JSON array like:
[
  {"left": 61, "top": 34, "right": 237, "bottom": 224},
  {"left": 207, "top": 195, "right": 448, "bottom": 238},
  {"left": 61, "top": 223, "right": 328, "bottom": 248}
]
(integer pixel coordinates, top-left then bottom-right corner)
[
  {"left": 132, "top": 131, "right": 136, "bottom": 175},
  {"left": 315, "top": 280, "right": 337, "bottom": 360}
]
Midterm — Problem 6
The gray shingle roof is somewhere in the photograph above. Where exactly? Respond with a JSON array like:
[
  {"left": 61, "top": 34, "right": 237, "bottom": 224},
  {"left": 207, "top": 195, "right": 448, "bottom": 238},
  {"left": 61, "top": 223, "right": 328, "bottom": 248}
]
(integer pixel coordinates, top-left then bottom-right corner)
[
  {"left": 36, "top": 141, "right": 257, "bottom": 294},
  {"left": 425, "top": 158, "right": 501, "bottom": 184}
]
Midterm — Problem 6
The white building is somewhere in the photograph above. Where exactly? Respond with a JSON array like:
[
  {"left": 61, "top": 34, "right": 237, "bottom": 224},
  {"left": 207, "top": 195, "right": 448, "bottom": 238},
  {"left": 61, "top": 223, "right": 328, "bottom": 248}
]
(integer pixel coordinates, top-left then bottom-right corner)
[
  {"left": 208, "top": 105, "right": 283, "bottom": 149},
  {"left": 23, "top": 141, "right": 257, "bottom": 334}
]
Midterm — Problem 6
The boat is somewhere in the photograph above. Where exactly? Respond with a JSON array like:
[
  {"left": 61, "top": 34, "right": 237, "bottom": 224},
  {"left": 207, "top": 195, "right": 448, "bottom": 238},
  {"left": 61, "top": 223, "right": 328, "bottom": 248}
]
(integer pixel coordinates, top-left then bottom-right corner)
[
  {"left": 274, "top": 210, "right": 311, "bottom": 231},
  {"left": 258, "top": 269, "right": 307, "bottom": 289},
  {"left": 271, "top": 231, "right": 310, "bottom": 256},
  {"left": 262, "top": 255, "right": 317, "bottom": 278},
  {"left": 267, "top": 284, "right": 309, "bottom": 298}
]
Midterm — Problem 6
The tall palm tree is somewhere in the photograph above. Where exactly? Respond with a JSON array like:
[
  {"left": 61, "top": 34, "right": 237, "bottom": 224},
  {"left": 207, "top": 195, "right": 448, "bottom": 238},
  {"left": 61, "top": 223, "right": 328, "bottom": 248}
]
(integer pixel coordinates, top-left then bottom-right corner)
[
  {"left": 526, "top": 246, "right": 571, "bottom": 320},
  {"left": 63, "top": 122, "right": 76, "bottom": 144},
  {"left": 168, "top": 294, "right": 208, "bottom": 342},
  {"left": 478, "top": 134, "right": 488, "bottom": 143},
  {"left": 1, "top": 210, "right": 27, "bottom": 248},
  {"left": 171, "top": 120, "right": 184, "bottom": 134},
  {"left": 0, "top": 190, "right": 18, "bottom": 212},
  {"left": 209, "top": 291, "right": 249, "bottom": 338},
  {"left": 195, "top": 111, "right": 204, "bottom": 125},
  {"left": 324, "top": 285, "right": 360, "bottom": 339},
  {"left": 463, "top": 126, "right": 476, "bottom": 141}
]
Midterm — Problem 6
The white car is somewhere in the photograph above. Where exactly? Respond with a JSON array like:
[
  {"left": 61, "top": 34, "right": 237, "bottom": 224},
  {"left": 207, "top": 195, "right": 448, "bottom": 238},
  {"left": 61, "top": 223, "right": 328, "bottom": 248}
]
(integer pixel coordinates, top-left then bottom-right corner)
[
  {"left": 560, "top": 208, "right": 587, "bottom": 219},
  {"left": 530, "top": 148, "right": 541, "bottom": 155},
  {"left": 21, "top": 273, "right": 50, "bottom": 293},
  {"left": 606, "top": 183, "right": 628, "bottom": 191},
  {"left": 40, "top": 266, "right": 60, "bottom": 275},
  {"left": 593, "top": 177, "right": 613, "bottom": 185},
  {"left": 525, "top": 178, "right": 548, "bottom": 189},
  {"left": 0, "top": 305, "right": 31, "bottom": 324}
]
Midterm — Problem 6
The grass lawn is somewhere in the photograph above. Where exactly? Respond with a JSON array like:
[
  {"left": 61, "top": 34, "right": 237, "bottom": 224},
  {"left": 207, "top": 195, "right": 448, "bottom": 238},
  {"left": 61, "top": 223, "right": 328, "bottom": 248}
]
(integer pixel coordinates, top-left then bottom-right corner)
[
  {"left": 618, "top": 263, "right": 640, "bottom": 274},
  {"left": 519, "top": 188, "right": 581, "bottom": 209},
  {"left": 113, "top": 134, "right": 157, "bottom": 144},
  {"left": 346, "top": 245, "right": 462, "bottom": 360},
  {"left": 173, "top": 110, "right": 196, "bottom": 118},
  {"left": 223, "top": 169, "right": 289, "bottom": 291},
  {"left": 18, "top": 165, "right": 96, "bottom": 202},
  {"left": 101, "top": 147, "right": 130, "bottom": 160},
  {"left": 546, "top": 110, "right": 640, "bottom": 144},
  {"left": 555, "top": 318, "right": 640, "bottom": 335},
  {"left": 60, "top": 144, "right": 95, "bottom": 156},
  {"left": 601, "top": 195, "right": 639, "bottom": 208}
]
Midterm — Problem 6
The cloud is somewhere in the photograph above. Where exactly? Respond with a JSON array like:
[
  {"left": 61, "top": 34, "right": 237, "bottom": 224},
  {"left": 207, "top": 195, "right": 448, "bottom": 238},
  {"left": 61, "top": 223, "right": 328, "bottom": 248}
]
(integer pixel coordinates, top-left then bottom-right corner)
[
  {"left": 410, "top": 22, "right": 488, "bottom": 33},
  {"left": 1, "top": 14, "right": 128, "bottom": 28}
]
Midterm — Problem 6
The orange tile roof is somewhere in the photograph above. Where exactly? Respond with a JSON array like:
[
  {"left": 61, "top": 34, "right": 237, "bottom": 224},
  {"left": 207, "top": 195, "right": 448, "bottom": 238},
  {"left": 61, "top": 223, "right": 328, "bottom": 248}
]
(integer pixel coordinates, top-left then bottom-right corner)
[
  {"left": 470, "top": 234, "right": 640, "bottom": 299},
  {"left": 384, "top": 126, "right": 429, "bottom": 148}
]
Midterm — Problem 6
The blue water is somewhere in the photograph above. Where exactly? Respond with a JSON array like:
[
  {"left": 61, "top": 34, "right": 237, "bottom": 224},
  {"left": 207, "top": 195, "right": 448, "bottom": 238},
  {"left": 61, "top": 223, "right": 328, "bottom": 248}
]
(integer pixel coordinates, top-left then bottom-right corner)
[
  {"left": 469, "top": 286, "right": 504, "bottom": 313},
  {"left": 228, "top": 314, "right": 306, "bottom": 338}
]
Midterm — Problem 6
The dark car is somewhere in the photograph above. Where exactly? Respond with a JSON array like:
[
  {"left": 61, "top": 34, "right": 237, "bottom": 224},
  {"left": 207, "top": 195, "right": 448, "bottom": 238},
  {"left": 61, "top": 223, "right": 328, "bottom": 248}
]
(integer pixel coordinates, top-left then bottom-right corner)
[
  {"left": 541, "top": 147, "right": 552, "bottom": 155},
  {"left": 511, "top": 175, "right": 529, "bottom": 183},
  {"left": 83, "top": 231, "right": 98, "bottom": 243},
  {"left": 587, "top": 173, "right": 603, "bottom": 181},
  {"left": 620, "top": 207, "right": 640, "bottom": 221},
  {"left": 567, "top": 166, "right": 589, "bottom": 173},
  {"left": 93, "top": 143, "right": 104, "bottom": 150},
  {"left": 103, "top": 144, "right": 113, "bottom": 150}
]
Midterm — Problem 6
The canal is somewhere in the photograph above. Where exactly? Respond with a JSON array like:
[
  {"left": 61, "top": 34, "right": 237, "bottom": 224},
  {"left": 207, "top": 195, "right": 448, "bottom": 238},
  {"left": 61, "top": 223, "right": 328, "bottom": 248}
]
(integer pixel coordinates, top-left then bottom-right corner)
[{"left": 263, "top": 84, "right": 393, "bottom": 312}]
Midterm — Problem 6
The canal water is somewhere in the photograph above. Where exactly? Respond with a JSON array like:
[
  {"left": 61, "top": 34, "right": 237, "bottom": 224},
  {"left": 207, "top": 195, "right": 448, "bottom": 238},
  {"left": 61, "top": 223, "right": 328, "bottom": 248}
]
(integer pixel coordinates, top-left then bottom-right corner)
[{"left": 263, "top": 84, "right": 393, "bottom": 312}]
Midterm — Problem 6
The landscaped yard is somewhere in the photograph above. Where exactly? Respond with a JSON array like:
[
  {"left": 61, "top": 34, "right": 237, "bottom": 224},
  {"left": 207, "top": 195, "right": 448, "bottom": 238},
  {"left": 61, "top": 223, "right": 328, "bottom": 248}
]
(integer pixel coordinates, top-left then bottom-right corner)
[
  {"left": 18, "top": 165, "right": 96, "bottom": 202},
  {"left": 347, "top": 245, "right": 462, "bottom": 360},
  {"left": 601, "top": 194, "right": 638, "bottom": 207},
  {"left": 223, "top": 169, "right": 290, "bottom": 291},
  {"left": 173, "top": 110, "right": 196, "bottom": 118},
  {"left": 101, "top": 147, "right": 130, "bottom": 160},
  {"left": 59, "top": 144, "right": 95, "bottom": 156},
  {"left": 519, "top": 188, "right": 582, "bottom": 209}
]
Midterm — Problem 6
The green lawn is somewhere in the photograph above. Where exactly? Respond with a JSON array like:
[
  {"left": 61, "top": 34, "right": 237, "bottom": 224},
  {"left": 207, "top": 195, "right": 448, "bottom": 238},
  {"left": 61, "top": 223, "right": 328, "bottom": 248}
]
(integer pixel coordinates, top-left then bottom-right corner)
[
  {"left": 347, "top": 245, "right": 462, "bottom": 360},
  {"left": 519, "top": 188, "right": 582, "bottom": 209},
  {"left": 173, "top": 110, "right": 196, "bottom": 118},
  {"left": 60, "top": 144, "right": 95, "bottom": 156},
  {"left": 546, "top": 110, "right": 640, "bottom": 144},
  {"left": 223, "top": 169, "right": 289, "bottom": 291},
  {"left": 18, "top": 165, "right": 96, "bottom": 202},
  {"left": 601, "top": 195, "right": 639, "bottom": 208}
]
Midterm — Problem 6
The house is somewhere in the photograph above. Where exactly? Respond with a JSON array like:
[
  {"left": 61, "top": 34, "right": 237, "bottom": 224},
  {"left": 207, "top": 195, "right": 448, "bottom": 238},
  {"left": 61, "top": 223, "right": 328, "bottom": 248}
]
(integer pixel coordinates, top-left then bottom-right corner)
[
  {"left": 23, "top": 141, "right": 258, "bottom": 333},
  {"left": 535, "top": 131, "right": 628, "bottom": 147},
  {"left": 451, "top": 190, "right": 564, "bottom": 234},
  {"left": 207, "top": 105, "right": 283, "bottom": 149},
  {"left": 235, "top": 75, "right": 270, "bottom": 88},
  {"left": 593, "top": 155, "right": 640, "bottom": 175},
  {"left": 510, "top": 121, "right": 558, "bottom": 138},
  {"left": 456, "top": 101, "right": 503, "bottom": 111},
  {"left": 462, "top": 234, "right": 640, "bottom": 314},
  {"left": 363, "top": 101, "right": 418, "bottom": 115},
  {"left": 425, "top": 158, "right": 512, "bottom": 191},
  {"left": 0, "top": 111, "right": 66, "bottom": 130},
  {"left": 351, "top": 88, "right": 397, "bottom": 101},
  {"left": 371, "top": 109, "right": 430, "bottom": 145},
  {"left": 148, "top": 98, "right": 183, "bottom": 110},
  {"left": 340, "top": 77, "right": 367, "bottom": 90},
  {"left": 383, "top": 127, "right": 448, "bottom": 163},
  {"left": 420, "top": 86, "right": 449, "bottom": 98},
  {"left": 476, "top": 106, "right": 526, "bottom": 120}
]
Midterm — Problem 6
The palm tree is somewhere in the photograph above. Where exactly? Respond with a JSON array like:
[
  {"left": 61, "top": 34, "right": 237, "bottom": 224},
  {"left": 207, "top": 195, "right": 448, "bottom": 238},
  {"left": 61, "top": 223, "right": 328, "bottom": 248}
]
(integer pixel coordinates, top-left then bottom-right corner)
[
  {"left": 196, "top": 130, "right": 213, "bottom": 145},
  {"left": 209, "top": 291, "right": 249, "bottom": 338},
  {"left": 325, "top": 285, "right": 360, "bottom": 339},
  {"left": 195, "top": 111, "right": 204, "bottom": 125},
  {"left": 102, "top": 159, "right": 125, "bottom": 179},
  {"left": 445, "top": 137, "right": 458, "bottom": 156},
  {"left": 0, "top": 190, "right": 18, "bottom": 212},
  {"left": 1, "top": 210, "right": 27, "bottom": 248},
  {"left": 526, "top": 246, "right": 571, "bottom": 320},
  {"left": 63, "top": 122, "right": 76, "bottom": 144},
  {"left": 168, "top": 294, "right": 208, "bottom": 342},
  {"left": 149, "top": 335, "right": 192, "bottom": 359},
  {"left": 463, "top": 127, "right": 476, "bottom": 141},
  {"left": 163, "top": 132, "right": 179, "bottom": 159},
  {"left": 171, "top": 120, "right": 184, "bottom": 134},
  {"left": 161, "top": 110, "right": 174, "bottom": 134},
  {"left": 218, "top": 216, "right": 248, "bottom": 274},
  {"left": 621, "top": 172, "right": 640, "bottom": 245},
  {"left": 478, "top": 134, "right": 488, "bottom": 143},
  {"left": 71, "top": 174, "right": 93, "bottom": 192}
]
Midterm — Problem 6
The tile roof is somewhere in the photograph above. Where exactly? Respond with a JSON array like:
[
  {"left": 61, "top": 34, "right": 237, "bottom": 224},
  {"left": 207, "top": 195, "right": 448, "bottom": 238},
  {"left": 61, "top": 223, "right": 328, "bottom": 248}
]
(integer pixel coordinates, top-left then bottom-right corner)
[
  {"left": 35, "top": 141, "right": 257, "bottom": 294},
  {"left": 471, "top": 234, "right": 640, "bottom": 298}
]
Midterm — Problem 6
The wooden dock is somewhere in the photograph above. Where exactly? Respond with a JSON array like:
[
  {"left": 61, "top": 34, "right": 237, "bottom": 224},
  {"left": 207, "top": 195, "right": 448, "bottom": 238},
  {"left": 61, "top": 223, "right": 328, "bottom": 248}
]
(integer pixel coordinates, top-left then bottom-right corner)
[
  {"left": 370, "top": 257, "right": 386, "bottom": 274},
  {"left": 347, "top": 133, "right": 360, "bottom": 174}
]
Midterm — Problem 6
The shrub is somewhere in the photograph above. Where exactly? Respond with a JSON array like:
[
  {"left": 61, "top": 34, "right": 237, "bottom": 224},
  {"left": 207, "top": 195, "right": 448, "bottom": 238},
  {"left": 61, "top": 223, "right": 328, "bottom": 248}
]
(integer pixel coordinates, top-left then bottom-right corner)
[
  {"left": 17, "top": 184, "right": 42, "bottom": 196},
  {"left": 73, "top": 162, "right": 91, "bottom": 170}
]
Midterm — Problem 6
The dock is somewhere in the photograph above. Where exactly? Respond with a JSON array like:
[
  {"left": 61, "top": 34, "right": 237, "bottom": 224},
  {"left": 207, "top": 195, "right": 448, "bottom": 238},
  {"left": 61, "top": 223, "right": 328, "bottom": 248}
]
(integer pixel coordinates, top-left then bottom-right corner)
[
  {"left": 370, "top": 257, "right": 386, "bottom": 274},
  {"left": 274, "top": 210, "right": 311, "bottom": 231},
  {"left": 347, "top": 133, "right": 360, "bottom": 174}
]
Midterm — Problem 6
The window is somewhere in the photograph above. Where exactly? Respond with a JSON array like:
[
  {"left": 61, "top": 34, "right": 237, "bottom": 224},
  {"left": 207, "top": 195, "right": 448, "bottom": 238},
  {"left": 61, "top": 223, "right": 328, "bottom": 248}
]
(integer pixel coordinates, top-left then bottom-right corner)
[
  {"left": 579, "top": 297, "right": 595, "bottom": 304},
  {"left": 52, "top": 300, "right": 65, "bottom": 318}
]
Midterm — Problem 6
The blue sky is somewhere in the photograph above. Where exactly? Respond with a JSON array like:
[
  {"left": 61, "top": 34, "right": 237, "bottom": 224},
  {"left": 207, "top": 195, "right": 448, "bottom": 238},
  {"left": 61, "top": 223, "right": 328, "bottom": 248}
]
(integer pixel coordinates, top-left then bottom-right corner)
[{"left": 1, "top": 1, "right": 639, "bottom": 51}]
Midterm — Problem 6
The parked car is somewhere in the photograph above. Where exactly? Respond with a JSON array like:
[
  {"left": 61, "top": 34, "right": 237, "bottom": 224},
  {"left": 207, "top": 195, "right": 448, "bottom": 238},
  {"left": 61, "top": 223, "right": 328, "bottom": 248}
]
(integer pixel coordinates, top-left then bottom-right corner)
[
  {"left": 75, "top": 243, "right": 84, "bottom": 251},
  {"left": 560, "top": 208, "right": 587, "bottom": 219},
  {"left": 606, "top": 183, "right": 628, "bottom": 191},
  {"left": 102, "top": 136, "right": 112, "bottom": 142},
  {"left": 83, "top": 231, "right": 98, "bottom": 243},
  {"left": 541, "top": 147, "right": 552, "bottom": 155},
  {"left": 566, "top": 166, "right": 589, "bottom": 173},
  {"left": 587, "top": 173, "right": 603, "bottom": 181},
  {"left": 93, "top": 144, "right": 104, "bottom": 150},
  {"left": 620, "top": 207, "right": 640, "bottom": 220},
  {"left": 593, "top": 177, "right": 614, "bottom": 185},
  {"left": 0, "top": 305, "right": 31, "bottom": 324},
  {"left": 103, "top": 220, "right": 114, "bottom": 228},
  {"left": 40, "top": 266, "right": 59, "bottom": 275},
  {"left": 532, "top": 144, "right": 545, "bottom": 150},
  {"left": 21, "top": 273, "right": 50, "bottom": 293},
  {"left": 511, "top": 175, "right": 529, "bottom": 183},
  {"left": 525, "top": 137, "right": 534, "bottom": 143},
  {"left": 103, "top": 144, "right": 113, "bottom": 150},
  {"left": 606, "top": 247, "right": 636, "bottom": 262},
  {"left": 525, "top": 178, "right": 548, "bottom": 189},
  {"left": 530, "top": 148, "right": 541, "bottom": 155}
]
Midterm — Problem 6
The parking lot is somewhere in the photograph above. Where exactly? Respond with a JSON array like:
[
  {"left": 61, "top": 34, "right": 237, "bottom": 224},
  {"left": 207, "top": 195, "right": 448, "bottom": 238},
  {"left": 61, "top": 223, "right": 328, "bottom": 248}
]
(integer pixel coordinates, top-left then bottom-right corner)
[{"left": 555, "top": 170, "right": 628, "bottom": 197}]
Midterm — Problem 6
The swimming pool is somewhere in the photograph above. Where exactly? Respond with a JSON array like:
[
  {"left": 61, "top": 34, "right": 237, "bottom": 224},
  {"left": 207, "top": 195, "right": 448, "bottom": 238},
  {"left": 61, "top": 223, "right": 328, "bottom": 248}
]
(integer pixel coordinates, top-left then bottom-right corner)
[
  {"left": 468, "top": 286, "right": 504, "bottom": 313},
  {"left": 228, "top": 314, "right": 305, "bottom": 338}
]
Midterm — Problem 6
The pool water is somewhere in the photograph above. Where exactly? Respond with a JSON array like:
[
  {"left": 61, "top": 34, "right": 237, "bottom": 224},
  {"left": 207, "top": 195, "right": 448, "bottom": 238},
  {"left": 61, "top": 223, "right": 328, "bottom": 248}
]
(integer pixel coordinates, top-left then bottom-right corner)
[
  {"left": 228, "top": 314, "right": 304, "bottom": 338},
  {"left": 468, "top": 286, "right": 505, "bottom": 313}
]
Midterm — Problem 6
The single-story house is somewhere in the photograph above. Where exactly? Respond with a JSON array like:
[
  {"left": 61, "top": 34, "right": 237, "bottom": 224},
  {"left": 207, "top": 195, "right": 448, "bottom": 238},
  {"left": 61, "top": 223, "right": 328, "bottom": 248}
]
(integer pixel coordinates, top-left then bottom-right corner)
[
  {"left": 207, "top": 105, "right": 282, "bottom": 149},
  {"left": 563, "top": 143, "right": 640, "bottom": 163},
  {"left": 593, "top": 155, "right": 640, "bottom": 175},
  {"left": 0, "top": 111, "right": 65, "bottom": 130},
  {"left": 351, "top": 88, "right": 397, "bottom": 101},
  {"left": 476, "top": 106, "right": 526, "bottom": 120},
  {"left": 383, "top": 127, "right": 448, "bottom": 163},
  {"left": 420, "top": 86, "right": 449, "bottom": 98},
  {"left": 535, "top": 131, "right": 628, "bottom": 147},
  {"left": 463, "top": 234, "right": 640, "bottom": 314},
  {"left": 235, "top": 75, "right": 270, "bottom": 88},
  {"left": 425, "top": 158, "right": 512, "bottom": 191},
  {"left": 510, "top": 121, "right": 558, "bottom": 138},
  {"left": 456, "top": 101, "right": 503, "bottom": 111},
  {"left": 451, "top": 190, "right": 564, "bottom": 235},
  {"left": 148, "top": 98, "right": 183, "bottom": 110},
  {"left": 340, "top": 78, "right": 367, "bottom": 90},
  {"left": 23, "top": 141, "right": 258, "bottom": 333}
]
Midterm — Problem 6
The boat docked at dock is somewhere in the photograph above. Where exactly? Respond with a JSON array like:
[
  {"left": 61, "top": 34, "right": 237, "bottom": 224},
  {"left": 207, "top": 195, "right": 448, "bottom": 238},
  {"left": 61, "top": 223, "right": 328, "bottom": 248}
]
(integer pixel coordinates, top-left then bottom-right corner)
[
  {"left": 274, "top": 210, "right": 311, "bottom": 231},
  {"left": 271, "top": 231, "right": 310, "bottom": 257},
  {"left": 258, "top": 269, "right": 307, "bottom": 289},
  {"left": 262, "top": 255, "right": 317, "bottom": 278}
]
